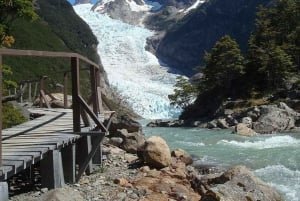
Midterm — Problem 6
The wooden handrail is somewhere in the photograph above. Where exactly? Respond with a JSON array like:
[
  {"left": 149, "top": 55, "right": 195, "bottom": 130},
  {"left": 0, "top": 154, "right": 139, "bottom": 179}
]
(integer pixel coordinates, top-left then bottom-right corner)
[
  {"left": 0, "top": 49, "right": 99, "bottom": 68},
  {"left": 0, "top": 48, "right": 108, "bottom": 167}
]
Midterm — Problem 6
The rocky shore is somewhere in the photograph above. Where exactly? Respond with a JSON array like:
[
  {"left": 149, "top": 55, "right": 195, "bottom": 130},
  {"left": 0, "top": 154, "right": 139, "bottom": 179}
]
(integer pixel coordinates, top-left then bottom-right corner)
[
  {"left": 9, "top": 132, "right": 284, "bottom": 201},
  {"left": 147, "top": 101, "right": 300, "bottom": 135}
]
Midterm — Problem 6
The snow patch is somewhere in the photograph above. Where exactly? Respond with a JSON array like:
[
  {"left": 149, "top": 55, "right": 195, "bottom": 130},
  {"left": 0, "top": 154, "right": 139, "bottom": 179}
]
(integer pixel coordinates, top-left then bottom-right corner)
[{"left": 182, "top": 0, "right": 205, "bottom": 13}]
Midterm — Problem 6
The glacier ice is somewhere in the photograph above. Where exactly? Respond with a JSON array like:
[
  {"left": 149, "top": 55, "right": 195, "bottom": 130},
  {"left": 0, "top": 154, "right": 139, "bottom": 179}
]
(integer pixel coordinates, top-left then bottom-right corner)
[{"left": 74, "top": 4, "right": 181, "bottom": 119}]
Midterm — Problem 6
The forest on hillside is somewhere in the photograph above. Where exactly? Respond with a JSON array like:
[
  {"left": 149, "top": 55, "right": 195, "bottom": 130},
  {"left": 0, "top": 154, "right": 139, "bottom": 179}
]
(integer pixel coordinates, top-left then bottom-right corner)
[{"left": 169, "top": 0, "right": 300, "bottom": 120}]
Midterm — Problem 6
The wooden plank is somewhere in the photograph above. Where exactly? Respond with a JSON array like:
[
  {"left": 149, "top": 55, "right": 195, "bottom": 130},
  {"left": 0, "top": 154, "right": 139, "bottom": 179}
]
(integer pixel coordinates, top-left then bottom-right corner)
[
  {"left": 2, "top": 142, "right": 60, "bottom": 149},
  {"left": 2, "top": 147, "right": 49, "bottom": 155},
  {"left": 2, "top": 151, "right": 42, "bottom": 159},
  {"left": 2, "top": 144, "right": 56, "bottom": 149},
  {"left": 2, "top": 153, "right": 38, "bottom": 164}
]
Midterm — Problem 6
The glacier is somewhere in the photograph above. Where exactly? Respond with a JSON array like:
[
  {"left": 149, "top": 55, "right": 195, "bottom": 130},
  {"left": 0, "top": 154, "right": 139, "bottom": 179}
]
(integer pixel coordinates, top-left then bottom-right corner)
[{"left": 74, "top": 4, "right": 181, "bottom": 119}]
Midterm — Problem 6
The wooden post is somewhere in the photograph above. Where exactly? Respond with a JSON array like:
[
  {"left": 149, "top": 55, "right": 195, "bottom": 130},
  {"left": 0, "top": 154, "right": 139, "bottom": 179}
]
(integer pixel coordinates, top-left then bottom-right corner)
[
  {"left": 39, "top": 76, "right": 46, "bottom": 108},
  {"left": 40, "top": 150, "right": 65, "bottom": 189},
  {"left": 63, "top": 72, "right": 68, "bottom": 109},
  {"left": 28, "top": 82, "right": 32, "bottom": 102},
  {"left": 0, "top": 55, "right": 2, "bottom": 166},
  {"left": 90, "top": 65, "right": 98, "bottom": 114},
  {"left": 62, "top": 144, "right": 76, "bottom": 184},
  {"left": 33, "top": 82, "right": 38, "bottom": 99},
  {"left": 71, "top": 57, "right": 81, "bottom": 132},
  {"left": 20, "top": 84, "right": 23, "bottom": 103},
  {"left": 71, "top": 57, "right": 93, "bottom": 176},
  {"left": 0, "top": 182, "right": 8, "bottom": 201}
]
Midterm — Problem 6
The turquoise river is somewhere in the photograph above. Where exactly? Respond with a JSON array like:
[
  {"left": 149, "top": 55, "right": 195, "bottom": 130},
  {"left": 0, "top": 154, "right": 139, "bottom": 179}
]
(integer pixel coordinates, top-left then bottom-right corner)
[{"left": 142, "top": 123, "right": 300, "bottom": 201}]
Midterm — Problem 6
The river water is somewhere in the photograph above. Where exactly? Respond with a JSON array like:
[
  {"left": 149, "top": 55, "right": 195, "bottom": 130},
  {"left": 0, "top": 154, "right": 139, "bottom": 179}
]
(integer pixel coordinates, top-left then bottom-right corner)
[{"left": 143, "top": 124, "right": 300, "bottom": 201}]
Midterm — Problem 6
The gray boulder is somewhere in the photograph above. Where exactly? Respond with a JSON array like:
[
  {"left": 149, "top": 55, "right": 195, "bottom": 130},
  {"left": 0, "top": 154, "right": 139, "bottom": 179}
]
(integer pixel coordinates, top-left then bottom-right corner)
[
  {"left": 108, "top": 115, "right": 142, "bottom": 134},
  {"left": 235, "top": 123, "right": 257, "bottom": 137},
  {"left": 192, "top": 166, "right": 284, "bottom": 201},
  {"left": 143, "top": 136, "right": 172, "bottom": 169},
  {"left": 115, "top": 129, "right": 145, "bottom": 154},
  {"left": 253, "top": 102, "right": 300, "bottom": 133}
]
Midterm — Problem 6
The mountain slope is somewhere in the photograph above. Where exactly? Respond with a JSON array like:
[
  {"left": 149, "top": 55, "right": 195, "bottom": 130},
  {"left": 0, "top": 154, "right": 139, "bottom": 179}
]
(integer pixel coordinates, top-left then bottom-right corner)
[
  {"left": 155, "top": 0, "right": 272, "bottom": 74},
  {"left": 4, "top": 0, "right": 108, "bottom": 89}
]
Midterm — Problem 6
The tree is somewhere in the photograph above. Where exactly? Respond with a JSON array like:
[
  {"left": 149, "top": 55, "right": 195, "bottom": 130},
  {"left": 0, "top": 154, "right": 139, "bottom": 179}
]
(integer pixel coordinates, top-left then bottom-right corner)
[
  {"left": 1, "top": 0, "right": 37, "bottom": 128},
  {"left": 200, "top": 35, "right": 245, "bottom": 94},
  {"left": 0, "top": 0, "right": 37, "bottom": 47},
  {"left": 168, "top": 76, "right": 198, "bottom": 109},
  {"left": 246, "top": 1, "right": 298, "bottom": 92}
]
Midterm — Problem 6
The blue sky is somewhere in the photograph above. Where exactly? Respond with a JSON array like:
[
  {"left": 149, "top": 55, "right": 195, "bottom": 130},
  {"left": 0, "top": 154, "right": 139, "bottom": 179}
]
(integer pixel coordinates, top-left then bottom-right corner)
[{"left": 67, "top": 0, "right": 99, "bottom": 5}]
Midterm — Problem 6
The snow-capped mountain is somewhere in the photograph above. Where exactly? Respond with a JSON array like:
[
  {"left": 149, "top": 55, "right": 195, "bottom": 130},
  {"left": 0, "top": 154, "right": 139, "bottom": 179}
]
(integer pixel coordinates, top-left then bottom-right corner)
[
  {"left": 71, "top": 0, "right": 208, "bottom": 118},
  {"left": 90, "top": 0, "right": 204, "bottom": 25}
]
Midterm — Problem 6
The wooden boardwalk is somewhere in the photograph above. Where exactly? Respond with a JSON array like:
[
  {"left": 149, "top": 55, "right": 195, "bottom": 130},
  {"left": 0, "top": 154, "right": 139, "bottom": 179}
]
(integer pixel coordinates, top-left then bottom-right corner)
[
  {"left": 0, "top": 49, "right": 114, "bottom": 200},
  {"left": 0, "top": 108, "right": 81, "bottom": 181}
]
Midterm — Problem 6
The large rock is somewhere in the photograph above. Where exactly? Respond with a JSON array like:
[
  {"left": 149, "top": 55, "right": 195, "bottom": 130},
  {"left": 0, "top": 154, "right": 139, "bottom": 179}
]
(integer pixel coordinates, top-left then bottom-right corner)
[
  {"left": 171, "top": 148, "right": 193, "bottom": 165},
  {"left": 108, "top": 115, "right": 142, "bottom": 134},
  {"left": 192, "top": 166, "right": 284, "bottom": 201},
  {"left": 241, "top": 117, "right": 252, "bottom": 128},
  {"left": 235, "top": 123, "right": 257, "bottom": 137},
  {"left": 143, "top": 136, "right": 172, "bottom": 169},
  {"left": 133, "top": 161, "right": 200, "bottom": 201},
  {"left": 114, "top": 129, "right": 145, "bottom": 154},
  {"left": 253, "top": 102, "right": 300, "bottom": 133}
]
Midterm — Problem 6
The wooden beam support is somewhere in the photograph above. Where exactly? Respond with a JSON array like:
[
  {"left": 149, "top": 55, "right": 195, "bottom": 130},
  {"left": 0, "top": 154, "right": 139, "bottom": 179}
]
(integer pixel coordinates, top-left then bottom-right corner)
[
  {"left": 40, "top": 150, "right": 65, "bottom": 189},
  {"left": 0, "top": 55, "right": 2, "bottom": 166},
  {"left": 76, "top": 133, "right": 105, "bottom": 182},
  {"left": 76, "top": 136, "right": 93, "bottom": 178},
  {"left": 78, "top": 96, "right": 107, "bottom": 132},
  {"left": 62, "top": 143, "right": 76, "bottom": 184}
]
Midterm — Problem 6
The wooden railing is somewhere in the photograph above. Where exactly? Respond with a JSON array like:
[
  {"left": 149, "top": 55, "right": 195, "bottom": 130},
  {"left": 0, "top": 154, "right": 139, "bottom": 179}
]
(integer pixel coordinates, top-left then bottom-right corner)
[{"left": 0, "top": 49, "right": 111, "bottom": 166}]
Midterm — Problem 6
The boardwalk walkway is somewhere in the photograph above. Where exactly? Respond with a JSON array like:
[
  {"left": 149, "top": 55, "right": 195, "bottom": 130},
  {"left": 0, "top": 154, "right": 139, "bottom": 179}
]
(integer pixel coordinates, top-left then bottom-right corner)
[
  {"left": 1, "top": 108, "right": 79, "bottom": 181},
  {"left": 0, "top": 49, "right": 114, "bottom": 200}
]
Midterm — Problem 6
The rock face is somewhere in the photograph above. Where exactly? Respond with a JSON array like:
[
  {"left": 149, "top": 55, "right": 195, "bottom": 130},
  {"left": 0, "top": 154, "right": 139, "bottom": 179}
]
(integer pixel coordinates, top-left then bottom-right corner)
[
  {"left": 92, "top": 0, "right": 145, "bottom": 25},
  {"left": 235, "top": 123, "right": 257, "bottom": 137},
  {"left": 253, "top": 102, "right": 300, "bottom": 133},
  {"left": 192, "top": 166, "right": 284, "bottom": 201},
  {"left": 143, "top": 136, "right": 172, "bottom": 168}
]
